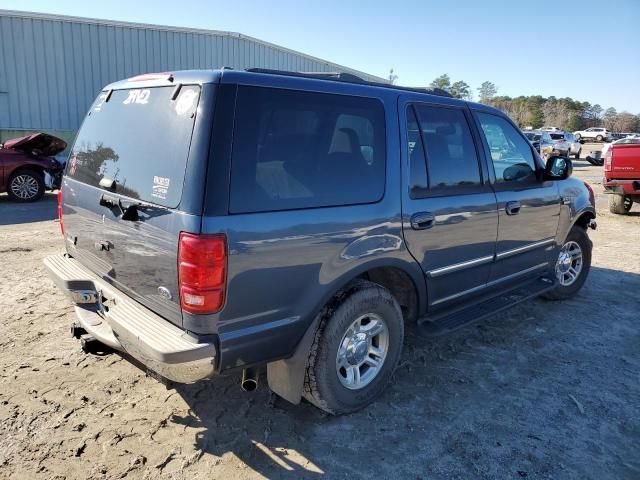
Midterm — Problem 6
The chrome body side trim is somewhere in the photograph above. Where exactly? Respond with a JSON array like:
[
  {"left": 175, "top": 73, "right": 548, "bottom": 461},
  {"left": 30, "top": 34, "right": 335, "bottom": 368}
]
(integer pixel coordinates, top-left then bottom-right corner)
[
  {"left": 431, "top": 262, "right": 550, "bottom": 306},
  {"left": 495, "top": 238, "right": 555, "bottom": 260},
  {"left": 427, "top": 255, "right": 495, "bottom": 278}
]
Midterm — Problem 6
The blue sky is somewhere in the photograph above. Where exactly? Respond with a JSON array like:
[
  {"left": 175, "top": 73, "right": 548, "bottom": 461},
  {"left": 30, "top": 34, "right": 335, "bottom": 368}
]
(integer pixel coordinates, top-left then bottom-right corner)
[{"left": 2, "top": 0, "right": 639, "bottom": 112}]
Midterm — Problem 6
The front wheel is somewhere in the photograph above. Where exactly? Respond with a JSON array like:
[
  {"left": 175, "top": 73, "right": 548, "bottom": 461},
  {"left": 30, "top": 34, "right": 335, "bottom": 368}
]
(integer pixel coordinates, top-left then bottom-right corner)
[
  {"left": 303, "top": 280, "right": 404, "bottom": 414},
  {"left": 596, "top": 135, "right": 603, "bottom": 142},
  {"left": 7, "top": 170, "right": 45, "bottom": 202},
  {"left": 542, "top": 226, "right": 592, "bottom": 300}
]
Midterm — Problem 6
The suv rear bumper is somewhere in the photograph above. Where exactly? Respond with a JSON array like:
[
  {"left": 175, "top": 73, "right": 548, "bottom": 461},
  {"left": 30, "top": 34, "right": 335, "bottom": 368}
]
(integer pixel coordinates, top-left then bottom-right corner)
[{"left": 43, "top": 254, "right": 217, "bottom": 383}]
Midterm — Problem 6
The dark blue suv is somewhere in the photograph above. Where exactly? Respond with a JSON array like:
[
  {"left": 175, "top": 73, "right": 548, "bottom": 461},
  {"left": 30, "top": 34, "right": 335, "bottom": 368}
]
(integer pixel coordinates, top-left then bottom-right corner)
[{"left": 45, "top": 68, "right": 596, "bottom": 414}]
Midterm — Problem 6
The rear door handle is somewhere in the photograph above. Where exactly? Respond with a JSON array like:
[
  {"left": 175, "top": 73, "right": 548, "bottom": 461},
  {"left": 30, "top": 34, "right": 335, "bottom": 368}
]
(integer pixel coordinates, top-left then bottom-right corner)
[
  {"left": 505, "top": 201, "right": 521, "bottom": 215},
  {"left": 410, "top": 212, "right": 435, "bottom": 230}
]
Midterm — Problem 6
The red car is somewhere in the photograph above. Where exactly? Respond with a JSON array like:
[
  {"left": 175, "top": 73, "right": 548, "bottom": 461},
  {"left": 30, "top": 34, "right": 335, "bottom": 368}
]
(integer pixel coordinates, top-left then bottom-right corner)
[
  {"left": 603, "top": 137, "right": 640, "bottom": 214},
  {"left": 0, "top": 133, "right": 67, "bottom": 202}
]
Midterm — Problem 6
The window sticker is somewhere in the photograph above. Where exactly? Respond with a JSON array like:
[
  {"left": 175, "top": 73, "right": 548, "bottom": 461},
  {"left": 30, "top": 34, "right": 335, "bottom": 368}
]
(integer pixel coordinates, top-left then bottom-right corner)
[
  {"left": 175, "top": 89, "right": 198, "bottom": 116},
  {"left": 151, "top": 176, "right": 170, "bottom": 199},
  {"left": 123, "top": 89, "right": 151, "bottom": 105}
]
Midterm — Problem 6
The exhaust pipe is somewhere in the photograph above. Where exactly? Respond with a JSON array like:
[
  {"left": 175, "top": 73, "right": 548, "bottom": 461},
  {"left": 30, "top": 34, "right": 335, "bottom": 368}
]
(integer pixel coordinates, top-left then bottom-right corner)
[{"left": 241, "top": 367, "right": 259, "bottom": 392}]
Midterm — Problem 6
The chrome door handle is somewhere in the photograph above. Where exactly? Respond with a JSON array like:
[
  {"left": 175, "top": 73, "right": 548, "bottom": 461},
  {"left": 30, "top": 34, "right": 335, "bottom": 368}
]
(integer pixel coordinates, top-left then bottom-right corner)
[
  {"left": 410, "top": 212, "right": 435, "bottom": 230},
  {"left": 505, "top": 201, "right": 521, "bottom": 215}
]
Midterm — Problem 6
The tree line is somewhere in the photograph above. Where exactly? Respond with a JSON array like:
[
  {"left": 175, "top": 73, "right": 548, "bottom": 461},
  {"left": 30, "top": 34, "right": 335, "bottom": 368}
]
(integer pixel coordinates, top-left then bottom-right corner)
[{"left": 401, "top": 72, "right": 640, "bottom": 133}]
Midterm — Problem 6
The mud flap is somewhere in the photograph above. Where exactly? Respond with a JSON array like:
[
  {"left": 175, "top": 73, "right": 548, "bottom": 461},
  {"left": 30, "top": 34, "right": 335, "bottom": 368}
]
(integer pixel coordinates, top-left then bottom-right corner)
[{"left": 267, "top": 314, "right": 321, "bottom": 405}]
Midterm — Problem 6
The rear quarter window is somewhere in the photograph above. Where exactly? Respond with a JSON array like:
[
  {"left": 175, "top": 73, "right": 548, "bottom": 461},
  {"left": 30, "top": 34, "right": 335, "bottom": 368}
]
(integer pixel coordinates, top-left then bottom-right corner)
[
  {"left": 67, "top": 85, "right": 201, "bottom": 208},
  {"left": 229, "top": 86, "right": 386, "bottom": 213}
]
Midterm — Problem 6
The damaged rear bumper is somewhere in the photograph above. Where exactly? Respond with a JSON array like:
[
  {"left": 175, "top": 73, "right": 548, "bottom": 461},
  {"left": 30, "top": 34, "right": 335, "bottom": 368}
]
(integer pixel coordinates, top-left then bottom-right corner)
[{"left": 43, "top": 253, "right": 217, "bottom": 383}]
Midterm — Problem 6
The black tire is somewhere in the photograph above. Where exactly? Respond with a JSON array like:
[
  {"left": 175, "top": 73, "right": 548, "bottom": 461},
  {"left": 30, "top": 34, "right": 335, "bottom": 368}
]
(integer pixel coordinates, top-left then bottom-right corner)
[
  {"left": 7, "top": 169, "right": 45, "bottom": 202},
  {"left": 303, "top": 280, "right": 404, "bottom": 415},
  {"left": 542, "top": 226, "right": 592, "bottom": 300},
  {"left": 608, "top": 194, "right": 632, "bottom": 214},
  {"left": 575, "top": 134, "right": 581, "bottom": 142},
  {"left": 574, "top": 149, "right": 581, "bottom": 159},
  {"left": 596, "top": 135, "right": 603, "bottom": 142}
]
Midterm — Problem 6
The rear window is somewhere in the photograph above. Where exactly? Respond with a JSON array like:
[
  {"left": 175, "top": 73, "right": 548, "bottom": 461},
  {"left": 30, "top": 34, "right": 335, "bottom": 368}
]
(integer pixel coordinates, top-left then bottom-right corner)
[
  {"left": 67, "top": 85, "right": 201, "bottom": 207},
  {"left": 550, "top": 133, "right": 565, "bottom": 140},
  {"left": 229, "top": 86, "right": 386, "bottom": 213}
]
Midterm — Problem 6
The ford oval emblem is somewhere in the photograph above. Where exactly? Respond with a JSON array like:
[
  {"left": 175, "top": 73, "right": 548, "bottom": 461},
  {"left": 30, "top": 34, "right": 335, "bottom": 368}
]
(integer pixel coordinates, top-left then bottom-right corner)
[{"left": 157, "top": 286, "right": 172, "bottom": 300}]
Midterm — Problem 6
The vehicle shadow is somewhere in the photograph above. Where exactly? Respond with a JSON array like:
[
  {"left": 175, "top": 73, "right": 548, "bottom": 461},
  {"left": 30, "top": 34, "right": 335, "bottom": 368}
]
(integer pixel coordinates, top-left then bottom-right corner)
[
  {"left": 0, "top": 192, "right": 58, "bottom": 225},
  {"left": 156, "top": 266, "right": 640, "bottom": 478}
]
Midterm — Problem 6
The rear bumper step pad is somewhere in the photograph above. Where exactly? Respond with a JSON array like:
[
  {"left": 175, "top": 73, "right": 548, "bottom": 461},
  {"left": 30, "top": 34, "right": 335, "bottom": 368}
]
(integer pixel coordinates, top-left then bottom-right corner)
[{"left": 44, "top": 254, "right": 216, "bottom": 383}]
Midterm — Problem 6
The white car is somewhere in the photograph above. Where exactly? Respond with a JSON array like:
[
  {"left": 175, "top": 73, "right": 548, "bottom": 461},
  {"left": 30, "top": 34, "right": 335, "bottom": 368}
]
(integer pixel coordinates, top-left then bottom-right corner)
[
  {"left": 540, "top": 126, "right": 563, "bottom": 132},
  {"left": 573, "top": 127, "right": 612, "bottom": 143},
  {"left": 600, "top": 136, "right": 639, "bottom": 158}
]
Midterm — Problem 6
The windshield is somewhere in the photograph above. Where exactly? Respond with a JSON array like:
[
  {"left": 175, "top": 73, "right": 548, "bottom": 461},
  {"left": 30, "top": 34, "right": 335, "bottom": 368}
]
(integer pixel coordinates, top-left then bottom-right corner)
[
  {"left": 66, "top": 85, "right": 201, "bottom": 208},
  {"left": 550, "top": 133, "right": 565, "bottom": 140}
]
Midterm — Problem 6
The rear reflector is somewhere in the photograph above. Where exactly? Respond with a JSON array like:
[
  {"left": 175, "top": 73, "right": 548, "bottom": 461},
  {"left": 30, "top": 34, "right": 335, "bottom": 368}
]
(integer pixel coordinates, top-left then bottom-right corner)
[
  {"left": 57, "top": 190, "right": 64, "bottom": 235},
  {"left": 178, "top": 233, "right": 227, "bottom": 314}
]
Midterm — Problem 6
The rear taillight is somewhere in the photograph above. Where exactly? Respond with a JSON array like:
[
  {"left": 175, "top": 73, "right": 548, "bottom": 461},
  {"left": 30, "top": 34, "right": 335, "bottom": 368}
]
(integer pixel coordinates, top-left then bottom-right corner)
[
  {"left": 178, "top": 233, "right": 227, "bottom": 314},
  {"left": 604, "top": 147, "right": 613, "bottom": 171},
  {"left": 57, "top": 190, "right": 64, "bottom": 235}
]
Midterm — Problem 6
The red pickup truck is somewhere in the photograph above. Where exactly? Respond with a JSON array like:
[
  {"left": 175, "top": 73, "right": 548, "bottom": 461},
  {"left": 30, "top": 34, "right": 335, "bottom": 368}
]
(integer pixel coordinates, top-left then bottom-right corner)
[{"left": 604, "top": 138, "right": 640, "bottom": 214}]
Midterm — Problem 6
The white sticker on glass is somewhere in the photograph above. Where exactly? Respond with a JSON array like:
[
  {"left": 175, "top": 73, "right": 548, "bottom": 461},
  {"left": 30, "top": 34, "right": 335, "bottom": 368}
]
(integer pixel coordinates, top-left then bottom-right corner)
[
  {"left": 123, "top": 89, "right": 151, "bottom": 105},
  {"left": 151, "top": 176, "right": 170, "bottom": 199},
  {"left": 175, "top": 89, "right": 198, "bottom": 116}
]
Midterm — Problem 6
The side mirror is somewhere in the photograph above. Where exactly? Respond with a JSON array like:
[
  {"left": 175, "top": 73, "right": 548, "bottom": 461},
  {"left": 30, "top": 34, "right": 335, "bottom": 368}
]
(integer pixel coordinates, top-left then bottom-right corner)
[{"left": 544, "top": 156, "right": 572, "bottom": 180}]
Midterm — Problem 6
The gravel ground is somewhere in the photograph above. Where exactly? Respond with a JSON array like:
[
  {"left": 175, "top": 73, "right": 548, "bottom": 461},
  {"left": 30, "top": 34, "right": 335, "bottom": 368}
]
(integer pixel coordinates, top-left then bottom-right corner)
[{"left": 1, "top": 150, "right": 639, "bottom": 480}]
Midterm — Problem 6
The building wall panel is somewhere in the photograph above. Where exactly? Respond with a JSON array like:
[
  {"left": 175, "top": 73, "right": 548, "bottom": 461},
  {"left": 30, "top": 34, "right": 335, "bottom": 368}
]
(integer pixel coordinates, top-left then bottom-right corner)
[{"left": 0, "top": 10, "right": 385, "bottom": 134}]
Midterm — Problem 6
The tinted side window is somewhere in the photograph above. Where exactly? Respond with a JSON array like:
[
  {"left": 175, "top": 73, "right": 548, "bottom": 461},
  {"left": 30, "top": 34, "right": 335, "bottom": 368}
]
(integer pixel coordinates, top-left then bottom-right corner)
[
  {"left": 414, "top": 105, "right": 481, "bottom": 190},
  {"left": 406, "top": 106, "right": 428, "bottom": 198},
  {"left": 230, "top": 87, "right": 386, "bottom": 213},
  {"left": 476, "top": 112, "right": 537, "bottom": 183}
]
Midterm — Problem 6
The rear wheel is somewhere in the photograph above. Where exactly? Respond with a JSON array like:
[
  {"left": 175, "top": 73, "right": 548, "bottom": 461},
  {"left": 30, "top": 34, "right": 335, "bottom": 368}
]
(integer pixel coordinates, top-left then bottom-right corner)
[
  {"left": 7, "top": 170, "right": 45, "bottom": 202},
  {"left": 608, "top": 194, "right": 632, "bottom": 214},
  {"left": 574, "top": 148, "right": 581, "bottom": 159},
  {"left": 575, "top": 134, "right": 581, "bottom": 142},
  {"left": 543, "top": 226, "right": 591, "bottom": 300},
  {"left": 303, "top": 280, "right": 404, "bottom": 414},
  {"left": 596, "top": 135, "right": 603, "bottom": 142}
]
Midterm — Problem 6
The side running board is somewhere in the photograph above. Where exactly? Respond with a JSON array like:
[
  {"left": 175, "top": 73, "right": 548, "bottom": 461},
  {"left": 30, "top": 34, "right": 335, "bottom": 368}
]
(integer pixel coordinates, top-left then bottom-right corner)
[{"left": 416, "top": 277, "right": 555, "bottom": 337}]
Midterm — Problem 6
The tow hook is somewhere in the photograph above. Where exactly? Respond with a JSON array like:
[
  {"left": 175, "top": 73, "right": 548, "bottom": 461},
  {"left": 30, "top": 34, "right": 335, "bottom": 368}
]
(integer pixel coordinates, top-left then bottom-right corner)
[{"left": 588, "top": 219, "right": 597, "bottom": 230}]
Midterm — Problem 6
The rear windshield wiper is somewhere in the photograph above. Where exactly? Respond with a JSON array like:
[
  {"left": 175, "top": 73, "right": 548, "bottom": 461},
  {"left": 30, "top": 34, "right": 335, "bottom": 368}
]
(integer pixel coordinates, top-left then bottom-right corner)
[{"left": 99, "top": 193, "right": 164, "bottom": 221}]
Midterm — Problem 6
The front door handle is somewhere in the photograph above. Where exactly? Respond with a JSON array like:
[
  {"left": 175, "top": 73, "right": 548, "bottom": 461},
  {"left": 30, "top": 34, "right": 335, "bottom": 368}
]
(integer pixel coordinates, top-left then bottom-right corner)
[
  {"left": 505, "top": 201, "right": 521, "bottom": 215},
  {"left": 410, "top": 212, "right": 435, "bottom": 230}
]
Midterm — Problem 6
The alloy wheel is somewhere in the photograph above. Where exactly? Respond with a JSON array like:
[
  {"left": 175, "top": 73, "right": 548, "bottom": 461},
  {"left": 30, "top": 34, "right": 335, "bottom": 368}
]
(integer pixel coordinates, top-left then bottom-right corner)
[
  {"left": 335, "top": 313, "right": 389, "bottom": 390},
  {"left": 555, "top": 240, "right": 583, "bottom": 286},
  {"left": 10, "top": 174, "right": 39, "bottom": 200}
]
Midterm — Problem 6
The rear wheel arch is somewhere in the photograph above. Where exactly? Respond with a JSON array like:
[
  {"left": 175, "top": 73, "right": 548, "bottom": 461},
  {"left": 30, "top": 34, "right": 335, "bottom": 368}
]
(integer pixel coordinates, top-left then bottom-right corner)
[{"left": 266, "top": 260, "right": 425, "bottom": 406}]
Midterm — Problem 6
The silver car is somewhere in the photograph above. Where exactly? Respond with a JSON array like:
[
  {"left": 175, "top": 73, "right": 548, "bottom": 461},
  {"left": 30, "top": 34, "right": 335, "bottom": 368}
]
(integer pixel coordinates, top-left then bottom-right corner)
[{"left": 562, "top": 132, "right": 582, "bottom": 159}]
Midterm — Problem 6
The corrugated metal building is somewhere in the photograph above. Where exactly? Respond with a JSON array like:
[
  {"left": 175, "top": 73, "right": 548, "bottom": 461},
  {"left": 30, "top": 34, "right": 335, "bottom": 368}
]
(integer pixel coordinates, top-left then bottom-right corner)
[{"left": 0, "top": 9, "right": 385, "bottom": 145}]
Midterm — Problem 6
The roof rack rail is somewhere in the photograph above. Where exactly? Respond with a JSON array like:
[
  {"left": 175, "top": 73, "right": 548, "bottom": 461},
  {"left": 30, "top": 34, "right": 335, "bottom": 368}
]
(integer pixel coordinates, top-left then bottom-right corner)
[{"left": 244, "top": 68, "right": 453, "bottom": 98}]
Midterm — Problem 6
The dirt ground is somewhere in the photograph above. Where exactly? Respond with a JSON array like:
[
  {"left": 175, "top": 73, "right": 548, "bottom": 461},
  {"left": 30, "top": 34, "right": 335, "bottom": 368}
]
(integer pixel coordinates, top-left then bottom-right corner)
[{"left": 1, "top": 147, "right": 639, "bottom": 479}]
